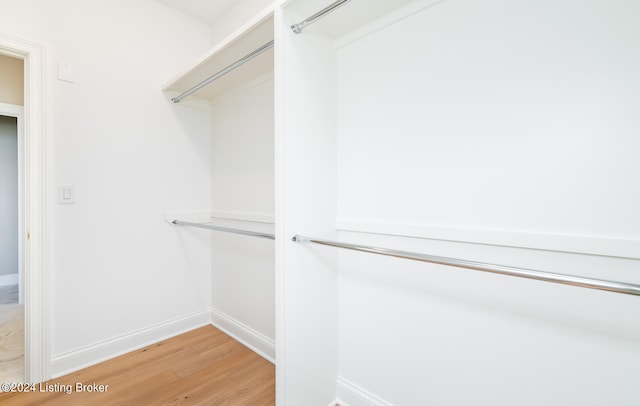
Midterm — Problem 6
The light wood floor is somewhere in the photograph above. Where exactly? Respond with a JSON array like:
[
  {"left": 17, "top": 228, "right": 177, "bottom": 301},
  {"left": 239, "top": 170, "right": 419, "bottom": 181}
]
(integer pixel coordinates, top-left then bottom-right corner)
[
  {"left": 0, "top": 303, "right": 24, "bottom": 383},
  {"left": 0, "top": 325, "right": 275, "bottom": 405}
]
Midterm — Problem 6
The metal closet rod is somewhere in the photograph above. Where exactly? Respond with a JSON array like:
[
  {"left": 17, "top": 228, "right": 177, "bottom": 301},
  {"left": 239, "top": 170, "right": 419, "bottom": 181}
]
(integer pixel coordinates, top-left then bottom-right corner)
[
  {"left": 291, "top": 0, "right": 351, "bottom": 34},
  {"left": 291, "top": 235, "right": 640, "bottom": 297},
  {"left": 172, "top": 220, "right": 275, "bottom": 240},
  {"left": 171, "top": 40, "right": 275, "bottom": 103}
]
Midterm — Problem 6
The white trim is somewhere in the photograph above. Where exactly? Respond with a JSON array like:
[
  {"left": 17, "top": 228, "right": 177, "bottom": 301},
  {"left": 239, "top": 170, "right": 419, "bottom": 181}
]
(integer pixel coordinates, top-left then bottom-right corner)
[
  {"left": 50, "top": 310, "right": 211, "bottom": 378},
  {"left": 164, "top": 210, "right": 212, "bottom": 224},
  {"left": 0, "top": 32, "right": 49, "bottom": 384},
  {"left": 273, "top": 4, "right": 286, "bottom": 405},
  {"left": 164, "top": 210, "right": 275, "bottom": 224},
  {"left": 336, "top": 377, "right": 393, "bottom": 406},
  {"left": 209, "top": 70, "right": 274, "bottom": 106},
  {"left": 337, "top": 219, "right": 640, "bottom": 260},
  {"left": 335, "top": 0, "right": 445, "bottom": 49},
  {"left": 0, "top": 103, "right": 23, "bottom": 116},
  {"left": 209, "top": 307, "right": 275, "bottom": 364},
  {"left": 210, "top": 210, "right": 275, "bottom": 224},
  {"left": 0, "top": 273, "right": 18, "bottom": 287},
  {"left": 0, "top": 47, "right": 24, "bottom": 59}
]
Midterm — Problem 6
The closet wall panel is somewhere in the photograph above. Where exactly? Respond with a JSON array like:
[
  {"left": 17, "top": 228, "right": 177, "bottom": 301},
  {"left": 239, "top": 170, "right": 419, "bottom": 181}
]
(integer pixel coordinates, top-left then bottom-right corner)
[
  {"left": 336, "top": 0, "right": 640, "bottom": 249},
  {"left": 334, "top": 0, "right": 640, "bottom": 405},
  {"left": 210, "top": 77, "right": 275, "bottom": 345},
  {"left": 277, "top": 5, "right": 340, "bottom": 403},
  {"left": 280, "top": 0, "right": 640, "bottom": 404},
  {"left": 211, "top": 78, "right": 275, "bottom": 218}
]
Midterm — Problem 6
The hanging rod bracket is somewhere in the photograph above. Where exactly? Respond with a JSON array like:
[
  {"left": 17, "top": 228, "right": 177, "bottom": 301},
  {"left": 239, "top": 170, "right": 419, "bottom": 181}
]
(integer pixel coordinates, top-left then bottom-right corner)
[{"left": 291, "top": 0, "right": 351, "bottom": 34}]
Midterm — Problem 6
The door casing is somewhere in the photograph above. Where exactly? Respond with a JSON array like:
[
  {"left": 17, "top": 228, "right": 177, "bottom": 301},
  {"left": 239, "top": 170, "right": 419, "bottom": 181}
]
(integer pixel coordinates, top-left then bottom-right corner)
[{"left": 0, "top": 33, "right": 49, "bottom": 383}]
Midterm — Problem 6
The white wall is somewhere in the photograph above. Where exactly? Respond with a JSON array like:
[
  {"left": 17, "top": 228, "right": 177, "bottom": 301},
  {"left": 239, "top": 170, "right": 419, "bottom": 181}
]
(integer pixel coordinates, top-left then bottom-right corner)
[
  {"left": 0, "top": 116, "right": 18, "bottom": 279},
  {"left": 0, "top": 54, "right": 23, "bottom": 105},
  {"left": 0, "top": 0, "right": 214, "bottom": 375},
  {"left": 335, "top": 0, "right": 640, "bottom": 405},
  {"left": 336, "top": 0, "right": 640, "bottom": 246},
  {"left": 210, "top": 78, "right": 275, "bottom": 218},
  {"left": 210, "top": 78, "right": 276, "bottom": 348}
]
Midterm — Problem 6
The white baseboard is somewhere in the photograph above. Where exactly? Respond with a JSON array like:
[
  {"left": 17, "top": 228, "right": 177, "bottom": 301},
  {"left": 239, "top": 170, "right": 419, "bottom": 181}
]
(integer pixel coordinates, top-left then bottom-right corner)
[
  {"left": 209, "top": 308, "right": 275, "bottom": 364},
  {"left": 337, "top": 377, "right": 393, "bottom": 406},
  {"left": 50, "top": 310, "right": 211, "bottom": 378},
  {"left": 0, "top": 273, "right": 18, "bottom": 287},
  {"left": 50, "top": 308, "right": 276, "bottom": 379}
]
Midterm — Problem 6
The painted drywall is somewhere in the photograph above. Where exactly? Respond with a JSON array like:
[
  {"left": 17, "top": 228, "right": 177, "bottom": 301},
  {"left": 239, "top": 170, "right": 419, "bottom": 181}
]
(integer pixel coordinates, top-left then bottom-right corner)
[
  {"left": 0, "top": 0, "right": 213, "bottom": 372},
  {"left": 156, "top": 0, "right": 235, "bottom": 25},
  {"left": 0, "top": 116, "right": 18, "bottom": 278},
  {"left": 336, "top": 0, "right": 640, "bottom": 241},
  {"left": 210, "top": 78, "right": 275, "bottom": 342},
  {"left": 334, "top": 0, "right": 640, "bottom": 405},
  {"left": 210, "top": 78, "right": 275, "bottom": 217},
  {"left": 0, "top": 54, "right": 23, "bottom": 105}
]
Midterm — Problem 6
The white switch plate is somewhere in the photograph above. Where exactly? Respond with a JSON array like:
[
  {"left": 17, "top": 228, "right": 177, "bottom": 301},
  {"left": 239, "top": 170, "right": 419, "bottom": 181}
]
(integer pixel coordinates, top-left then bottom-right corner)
[
  {"left": 58, "top": 185, "right": 75, "bottom": 204},
  {"left": 58, "top": 62, "right": 75, "bottom": 83}
]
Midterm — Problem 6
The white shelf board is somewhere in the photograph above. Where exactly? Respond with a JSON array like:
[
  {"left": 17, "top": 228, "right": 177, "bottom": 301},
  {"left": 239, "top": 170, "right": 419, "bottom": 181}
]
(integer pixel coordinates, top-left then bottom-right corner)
[{"left": 163, "top": 7, "right": 274, "bottom": 102}]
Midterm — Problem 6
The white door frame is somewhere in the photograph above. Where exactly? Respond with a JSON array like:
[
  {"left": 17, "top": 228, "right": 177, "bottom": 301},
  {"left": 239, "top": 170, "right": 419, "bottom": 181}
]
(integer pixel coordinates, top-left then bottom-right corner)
[{"left": 0, "top": 33, "right": 50, "bottom": 383}]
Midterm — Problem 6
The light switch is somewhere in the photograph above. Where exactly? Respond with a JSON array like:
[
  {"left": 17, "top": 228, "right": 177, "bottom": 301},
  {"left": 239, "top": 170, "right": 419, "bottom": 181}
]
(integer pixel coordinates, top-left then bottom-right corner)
[
  {"left": 58, "top": 62, "right": 75, "bottom": 83},
  {"left": 58, "top": 185, "right": 75, "bottom": 204}
]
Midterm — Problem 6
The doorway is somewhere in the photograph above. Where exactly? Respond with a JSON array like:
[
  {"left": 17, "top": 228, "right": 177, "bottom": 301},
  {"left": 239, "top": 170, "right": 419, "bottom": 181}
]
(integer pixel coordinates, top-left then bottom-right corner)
[
  {"left": 0, "top": 115, "right": 20, "bottom": 304},
  {"left": 0, "top": 52, "right": 25, "bottom": 382},
  {"left": 0, "top": 33, "right": 49, "bottom": 383}
]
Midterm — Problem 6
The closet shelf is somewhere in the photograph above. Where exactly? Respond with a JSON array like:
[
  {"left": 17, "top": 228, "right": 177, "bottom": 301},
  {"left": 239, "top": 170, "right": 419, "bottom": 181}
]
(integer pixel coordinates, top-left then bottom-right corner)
[{"left": 163, "top": 7, "right": 274, "bottom": 106}]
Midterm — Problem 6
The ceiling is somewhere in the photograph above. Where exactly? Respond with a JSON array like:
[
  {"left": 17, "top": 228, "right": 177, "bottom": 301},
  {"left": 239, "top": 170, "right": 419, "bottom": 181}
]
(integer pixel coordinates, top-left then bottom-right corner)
[{"left": 156, "top": 0, "right": 236, "bottom": 25}]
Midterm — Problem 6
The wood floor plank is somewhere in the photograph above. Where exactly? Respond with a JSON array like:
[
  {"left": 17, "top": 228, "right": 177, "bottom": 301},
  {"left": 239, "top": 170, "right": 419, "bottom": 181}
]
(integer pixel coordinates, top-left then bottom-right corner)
[
  {"left": 127, "top": 349, "right": 257, "bottom": 405},
  {"left": 0, "top": 325, "right": 275, "bottom": 405}
]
